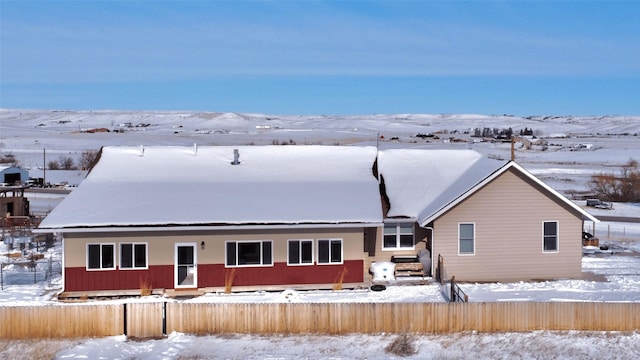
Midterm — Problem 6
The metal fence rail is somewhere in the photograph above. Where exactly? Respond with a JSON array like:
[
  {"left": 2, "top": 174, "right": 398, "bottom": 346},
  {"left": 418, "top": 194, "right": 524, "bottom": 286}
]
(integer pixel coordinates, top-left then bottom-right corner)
[{"left": 0, "top": 258, "right": 61, "bottom": 290}]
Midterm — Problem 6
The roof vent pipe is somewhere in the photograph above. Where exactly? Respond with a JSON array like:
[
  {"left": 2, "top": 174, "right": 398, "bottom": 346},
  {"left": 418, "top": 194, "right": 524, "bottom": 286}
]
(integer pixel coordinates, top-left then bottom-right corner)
[
  {"left": 139, "top": 145, "right": 144, "bottom": 157},
  {"left": 231, "top": 148, "right": 240, "bottom": 165},
  {"left": 193, "top": 143, "right": 198, "bottom": 155}
]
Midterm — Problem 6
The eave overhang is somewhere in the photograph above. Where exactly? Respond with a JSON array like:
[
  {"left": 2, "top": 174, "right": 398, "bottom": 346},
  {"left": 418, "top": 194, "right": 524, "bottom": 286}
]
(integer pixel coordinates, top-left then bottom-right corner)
[{"left": 34, "top": 221, "right": 384, "bottom": 234}]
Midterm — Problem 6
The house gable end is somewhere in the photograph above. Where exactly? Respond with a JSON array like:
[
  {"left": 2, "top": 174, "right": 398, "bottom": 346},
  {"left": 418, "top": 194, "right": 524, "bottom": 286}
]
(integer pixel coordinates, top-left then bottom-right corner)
[{"left": 419, "top": 161, "right": 598, "bottom": 227}]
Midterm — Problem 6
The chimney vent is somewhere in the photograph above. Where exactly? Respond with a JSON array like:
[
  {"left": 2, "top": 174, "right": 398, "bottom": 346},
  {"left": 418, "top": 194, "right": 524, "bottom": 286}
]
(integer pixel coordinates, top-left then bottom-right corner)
[{"left": 231, "top": 148, "right": 240, "bottom": 165}]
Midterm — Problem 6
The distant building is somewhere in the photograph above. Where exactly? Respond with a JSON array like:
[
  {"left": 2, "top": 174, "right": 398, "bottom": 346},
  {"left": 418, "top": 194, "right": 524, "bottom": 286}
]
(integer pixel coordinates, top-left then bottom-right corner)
[
  {"left": 0, "top": 186, "right": 30, "bottom": 218},
  {"left": 0, "top": 165, "right": 31, "bottom": 220},
  {"left": 0, "top": 165, "right": 28, "bottom": 186}
]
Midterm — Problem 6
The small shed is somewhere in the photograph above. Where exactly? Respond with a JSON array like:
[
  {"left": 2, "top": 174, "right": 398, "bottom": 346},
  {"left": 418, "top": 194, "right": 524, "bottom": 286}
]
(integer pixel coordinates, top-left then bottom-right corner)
[{"left": 0, "top": 186, "right": 30, "bottom": 218}]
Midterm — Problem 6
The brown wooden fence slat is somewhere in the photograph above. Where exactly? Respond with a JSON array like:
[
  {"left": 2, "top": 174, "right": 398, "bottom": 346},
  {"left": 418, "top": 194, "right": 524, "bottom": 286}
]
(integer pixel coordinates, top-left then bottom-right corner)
[
  {"left": 127, "top": 302, "right": 164, "bottom": 338},
  {"left": 0, "top": 304, "right": 123, "bottom": 339},
  {"left": 1, "top": 302, "right": 640, "bottom": 339}
]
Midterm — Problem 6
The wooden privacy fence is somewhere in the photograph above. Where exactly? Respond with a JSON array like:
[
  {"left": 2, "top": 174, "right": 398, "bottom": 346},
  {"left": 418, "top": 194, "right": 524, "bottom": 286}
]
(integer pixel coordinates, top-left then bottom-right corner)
[
  {"left": 1, "top": 302, "right": 639, "bottom": 339},
  {"left": 167, "top": 302, "right": 640, "bottom": 335},
  {"left": 0, "top": 303, "right": 123, "bottom": 339}
]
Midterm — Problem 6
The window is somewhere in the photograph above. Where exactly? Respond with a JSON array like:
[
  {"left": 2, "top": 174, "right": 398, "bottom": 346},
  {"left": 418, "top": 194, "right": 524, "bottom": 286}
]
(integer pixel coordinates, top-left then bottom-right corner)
[
  {"left": 288, "top": 239, "right": 314, "bottom": 265},
  {"left": 120, "top": 243, "right": 148, "bottom": 269},
  {"left": 383, "top": 222, "right": 414, "bottom": 250},
  {"left": 87, "top": 243, "right": 115, "bottom": 270},
  {"left": 226, "top": 241, "right": 273, "bottom": 266},
  {"left": 317, "top": 239, "right": 342, "bottom": 264},
  {"left": 458, "top": 223, "right": 475, "bottom": 255},
  {"left": 543, "top": 221, "right": 558, "bottom": 252}
]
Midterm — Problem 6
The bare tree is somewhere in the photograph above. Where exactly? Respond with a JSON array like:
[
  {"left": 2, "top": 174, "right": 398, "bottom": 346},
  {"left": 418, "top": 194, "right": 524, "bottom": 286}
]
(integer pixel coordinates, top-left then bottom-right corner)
[
  {"left": 59, "top": 156, "right": 75, "bottom": 170},
  {"left": 590, "top": 159, "right": 640, "bottom": 202},
  {"left": 0, "top": 152, "right": 19, "bottom": 166},
  {"left": 79, "top": 150, "right": 99, "bottom": 170}
]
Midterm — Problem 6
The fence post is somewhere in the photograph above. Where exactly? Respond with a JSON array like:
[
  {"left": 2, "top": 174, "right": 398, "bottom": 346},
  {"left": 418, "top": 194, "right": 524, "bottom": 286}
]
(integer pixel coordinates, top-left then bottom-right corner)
[
  {"left": 437, "top": 254, "right": 445, "bottom": 285},
  {"left": 123, "top": 303, "right": 128, "bottom": 336},
  {"left": 450, "top": 276, "right": 456, "bottom": 303},
  {"left": 46, "top": 257, "right": 52, "bottom": 285},
  {"left": 162, "top": 301, "right": 167, "bottom": 336}
]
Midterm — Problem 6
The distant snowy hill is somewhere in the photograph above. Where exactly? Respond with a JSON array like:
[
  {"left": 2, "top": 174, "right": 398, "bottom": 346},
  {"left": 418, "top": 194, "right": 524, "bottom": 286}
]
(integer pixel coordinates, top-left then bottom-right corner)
[
  {"left": 1, "top": 109, "right": 639, "bottom": 196},
  {"left": 1, "top": 109, "right": 639, "bottom": 139}
]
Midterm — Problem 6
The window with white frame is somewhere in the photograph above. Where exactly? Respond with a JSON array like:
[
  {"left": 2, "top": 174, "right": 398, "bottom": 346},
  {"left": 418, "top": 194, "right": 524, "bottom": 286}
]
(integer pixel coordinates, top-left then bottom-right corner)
[
  {"left": 87, "top": 243, "right": 115, "bottom": 270},
  {"left": 120, "top": 243, "right": 148, "bottom": 269},
  {"left": 226, "top": 240, "right": 273, "bottom": 266},
  {"left": 458, "top": 223, "right": 475, "bottom": 255},
  {"left": 288, "top": 239, "right": 314, "bottom": 265},
  {"left": 317, "top": 239, "right": 343, "bottom": 264},
  {"left": 543, "top": 221, "right": 558, "bottom": 252},
  {"left": 383, "top": 222, "right": 414, "bottom": 250}
]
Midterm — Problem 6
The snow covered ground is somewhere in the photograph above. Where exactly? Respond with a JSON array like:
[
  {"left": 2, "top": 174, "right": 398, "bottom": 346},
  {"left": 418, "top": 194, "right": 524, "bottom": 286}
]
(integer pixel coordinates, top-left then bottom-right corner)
[
  {"left": 1, "top": 110, "right": 640, "bottom": 358},
  {"left": 2, "top": 330, "right": 640, "bottom": 360}
]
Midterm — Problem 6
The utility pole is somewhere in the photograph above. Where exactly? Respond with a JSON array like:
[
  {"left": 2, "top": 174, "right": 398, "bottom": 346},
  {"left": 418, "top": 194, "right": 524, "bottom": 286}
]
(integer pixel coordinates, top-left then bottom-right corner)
[
  {"left": 43, "top": 148, "right": 46, "bottom": 186},
  {"left": 510, "top": 136, "right": 515, "bottom": 161}
]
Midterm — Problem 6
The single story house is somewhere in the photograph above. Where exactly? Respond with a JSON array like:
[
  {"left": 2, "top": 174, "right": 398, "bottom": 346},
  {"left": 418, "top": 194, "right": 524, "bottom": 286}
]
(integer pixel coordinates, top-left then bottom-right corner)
[{"left": 36, "top": 145, "right": 597, "bottom": 296}]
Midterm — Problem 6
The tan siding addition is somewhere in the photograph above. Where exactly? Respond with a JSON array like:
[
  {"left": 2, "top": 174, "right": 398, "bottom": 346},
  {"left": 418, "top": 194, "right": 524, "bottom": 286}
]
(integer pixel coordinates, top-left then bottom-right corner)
[{"left": 432, "top": 169, "right": 582, "bottom": 282}]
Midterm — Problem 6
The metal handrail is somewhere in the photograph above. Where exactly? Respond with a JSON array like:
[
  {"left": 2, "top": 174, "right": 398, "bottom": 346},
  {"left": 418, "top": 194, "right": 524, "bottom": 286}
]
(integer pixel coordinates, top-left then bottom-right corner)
[{"left": 450, "top": 276, "right": 469, "bottom": 303}]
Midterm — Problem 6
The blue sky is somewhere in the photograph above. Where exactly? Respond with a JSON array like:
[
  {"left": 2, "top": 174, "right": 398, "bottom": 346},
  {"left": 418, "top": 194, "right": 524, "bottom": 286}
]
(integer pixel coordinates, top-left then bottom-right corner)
[{"left": 1, "top": 0, "right": 638, "bottom": 115}]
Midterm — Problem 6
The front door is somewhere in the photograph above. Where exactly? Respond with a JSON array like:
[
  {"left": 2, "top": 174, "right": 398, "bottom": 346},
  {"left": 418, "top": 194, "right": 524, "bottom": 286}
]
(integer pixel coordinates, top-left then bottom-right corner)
[{"left": 175, "top": 243, "right": 197, "bottom": 288}]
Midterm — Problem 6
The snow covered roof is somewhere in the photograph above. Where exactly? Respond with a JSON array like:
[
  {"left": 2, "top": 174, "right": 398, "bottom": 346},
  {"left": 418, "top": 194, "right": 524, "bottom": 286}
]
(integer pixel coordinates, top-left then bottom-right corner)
[
  {"left": 378, "top": 149, "right": 598, "bottom": 225},
  {"left": 0, "top": 165, "right": 25, "bottom": 173},
  {"left": 38, "top": 145, "right": 383, "bottom": 230},
  {"left": 38, "top": 145, "right": 597, "bottom": 232},
  {"left": 377, "top": 150, "right": 504, "bottom": 221}
]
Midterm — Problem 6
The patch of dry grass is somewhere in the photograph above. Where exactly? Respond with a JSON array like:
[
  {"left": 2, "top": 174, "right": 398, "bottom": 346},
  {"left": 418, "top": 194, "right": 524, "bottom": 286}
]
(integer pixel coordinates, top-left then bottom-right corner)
[
  {"left": 140, "top": 277, "right": 152, "bottom": 296},
  {"left": 332, "top": 267, "right": 348, "bottom": 291},
  {"left": 224, "top": 268, "right": 236, "bottom": 294},
  {"left": 385, "top": 333, "right": 416, "bottom": 357},
  {"left": 176, "top": 355, "right": 202, "bottom": 360},
  {"left": 0, "top": 339, "right": 82, "bottom": 360}
]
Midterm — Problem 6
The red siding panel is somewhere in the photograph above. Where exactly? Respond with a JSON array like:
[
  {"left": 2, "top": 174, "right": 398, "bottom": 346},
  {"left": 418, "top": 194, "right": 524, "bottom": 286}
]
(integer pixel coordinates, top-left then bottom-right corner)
[
  {"left": 198, "top": 260, "right": 363, "bottom": 287},
  {"left": 65, "top": 260, "right": 364, "bottom": 292},
  {"left": 65, "top": 265, "right": 173, "bottom": 292}
]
